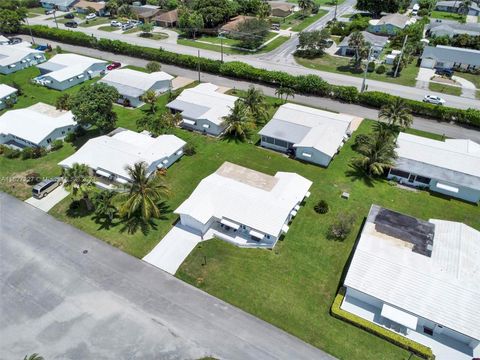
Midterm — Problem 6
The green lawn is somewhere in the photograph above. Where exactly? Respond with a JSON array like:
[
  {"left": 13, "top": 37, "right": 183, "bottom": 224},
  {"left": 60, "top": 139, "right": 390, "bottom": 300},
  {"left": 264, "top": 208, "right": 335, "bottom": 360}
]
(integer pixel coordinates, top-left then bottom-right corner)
[
  {"left": 271, "top": 10, "right": 328, "bottom": 31},
  {"left": 295, "top": 54, "right": 420, "bottom": 87},
  {"left": 430, "top": 10, "right": 466, "bottom": 22},
  {"left": 123, "top": 27, "right": 140, "bottom": 34},
  {"left": 79, "top": 17, "right": 111, "bottom": 27},
  {"left": 291, "top": 10, "right": 329, "bottom": 32},
  {"left": 28, "top": 7, "right": 47, "bottom": 15},
  {"left": 287, "top": 0, "right": 347, "bottom": 6},
  {"left": 140, "top": 32, "right": 169, "bottom": 40},
  {"left": 455, "top": 71, "right": 480, "bottom": 90},
  {"left": 98, "top": 25, "right": 119, "bottom": 32},
  {"left": 428, "top": 82, "right": 462, "bottom": 96}
]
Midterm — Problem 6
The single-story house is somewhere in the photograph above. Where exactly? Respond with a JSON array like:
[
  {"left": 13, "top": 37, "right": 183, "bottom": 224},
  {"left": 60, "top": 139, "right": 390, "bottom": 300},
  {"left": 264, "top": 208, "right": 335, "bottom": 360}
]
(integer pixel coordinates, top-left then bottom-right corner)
[
  {"left": 0, "top": 35, "right": 9, "bottom": 45},
  {"left": 337, "top": 31, "right": 389, "bottom": 58},
  {"left": 259, "top": 103, "right": 357, "bottom": 167},
  {"left": 420, "top": 45, "right": 480, "bottom": 70},
  {"left": 175, "top": 162, "right": 312, "bottom": 248},
  {"left": 342, "top": 204, "right": 480, "bottom": 360},
  {"left": 0, "top": 84, "right": 18, "bottom": 111},
  {"left": 220, "top": 15, "right": 255, "bottom": 34},
  {"left": 368, "top": 13, "right": 415, "bottom": 36},
  {"left": 435, "top": 0, "right": 480, "bottom": 16},
  {"left": 268, "top": 1, "right": 295, "bottom": 17},
  {"left": 0, "top": 44, "right": 46, "bottom": 75},
  {"left": 74, "top": 0, "right": 107, "bottom": 16},
  {"left": 131, "top": 5, "right": 160, "bottom": 23},
  {"left": 98, "top": 68, "right": 173, "bottom": 107},
  {"left": 388, "top": 133, "right": 480, "bottom": 203},
  {"left": 40, "top": 0, "right": 78, "bottom": 11},
  {"left": 0, "top": 103, "right": 76, "bottom": 149},
  {"left": 59, "top": 128, "right": 186, "bottom": 189},
  {"left": 427, "top": 22, "right": 480, "bottom": 37},
  {"left": 166, "top": 83, "right": 238, "bottom": 136},
  {"left": 35, "top": 53, "right": 107, "bottom": 90},
  {"left": 154, "top": 9, "right": 178, "bottom": 27}
]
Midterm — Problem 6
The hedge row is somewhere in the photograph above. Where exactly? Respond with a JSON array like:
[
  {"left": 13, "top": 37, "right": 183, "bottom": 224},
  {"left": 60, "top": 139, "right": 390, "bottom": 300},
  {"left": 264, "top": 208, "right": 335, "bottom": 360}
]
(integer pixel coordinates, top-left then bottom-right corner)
[
  {"left": 331, "top": 288, "right": 435, "bottom": 360},
  {"left": 22, "top": 25, "right": 480, "bottom": 127}
]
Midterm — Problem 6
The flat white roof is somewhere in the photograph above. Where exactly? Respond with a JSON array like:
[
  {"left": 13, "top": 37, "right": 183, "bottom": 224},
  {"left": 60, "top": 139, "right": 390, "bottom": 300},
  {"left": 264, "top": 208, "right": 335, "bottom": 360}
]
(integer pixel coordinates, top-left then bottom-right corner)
[
  {"left": 58, "top": 129, "right": 186, "bottom": 180},
  {"left": 175, "top": 162, "right": 312, "bottom": 237},
  {"left": 0, "top": 103, "right": 76, "bottom": 145},
  {"left": 0, "top": 84, "right": 17, "bottom": 99},
  {"left": 166, "top": 83, "right": 238, "bottom": 126},
  {"left": 99, "top": 68, "right": 173, "bottom": 95},
  {"left": 259, "top": 103, "right": 354, "bottom": 157},
  {"left": 38, "top": 54, "right": 107, "bottom": 82},
  {"left": 344, "top": 204, "right": 480, "bottom": 340},
  {"left": 0, "top": 44, "right": 43, "bottom": 66}
]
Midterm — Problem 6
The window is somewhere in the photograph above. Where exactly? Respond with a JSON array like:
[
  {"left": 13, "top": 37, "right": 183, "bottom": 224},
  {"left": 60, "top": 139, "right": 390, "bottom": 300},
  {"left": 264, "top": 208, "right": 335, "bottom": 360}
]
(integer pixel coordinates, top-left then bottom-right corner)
[
  {"left": 274, "top": 139, "right": 288, "bottom": 148},
  {"left": 415, "top": 175, "right": 431, "bottom": 184},
  {"left": 62, "top": 131, "right": 65, "bottom": 135},
  {"left": 423, "top": 326, "right": 434, "bottom": 336},
  {"left": 389, "top": 168, "right": 410, "bottom": 179},
  {"left": 262, "top": 136, "right": 275, "bottom": 145}
]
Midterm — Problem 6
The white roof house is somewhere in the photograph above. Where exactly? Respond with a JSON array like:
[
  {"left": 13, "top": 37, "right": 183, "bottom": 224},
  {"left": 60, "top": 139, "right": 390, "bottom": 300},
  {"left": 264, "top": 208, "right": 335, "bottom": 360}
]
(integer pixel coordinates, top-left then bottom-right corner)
[
  {"left": 0, "top": 35, "right": 9, "bottom": 44},
  {"left": 59, "top": 129, "right": 186, "bottom": 185},
  {"left": 166, "top": 83, "right": 238, "bottom": 136},
  {"left": 175, "top": 162, "right": 312, "bottom": 247},
  {"left": 0, "top": 84, "right": 18, "bottom": 110},
  {"left": 343, "top": 205, "right": 480, "bottom": 358},
  {"left": 0, "top": 44, "right": 45, "bottom": 74},
  {"left": 259, "top": 103, "right": 356, "bottom": 167},
  {"left": 389, "top": 133, "right": 480, "bottom": 203},
  {"left": 0, "top": 103, "right": 76, "bottom": 148}
]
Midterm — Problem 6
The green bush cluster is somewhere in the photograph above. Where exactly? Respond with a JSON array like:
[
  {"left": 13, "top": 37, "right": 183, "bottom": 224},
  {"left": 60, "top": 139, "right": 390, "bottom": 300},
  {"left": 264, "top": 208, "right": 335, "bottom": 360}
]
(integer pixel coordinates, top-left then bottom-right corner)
[
  {"left": 22, "top": 25, "right": 480, "bottom": 127},
  {"left": 20, "top": 146, "right": 46, "bottom": 160},
  {"left": 331, "top": 288, "right": 435, "bottom": 360}
]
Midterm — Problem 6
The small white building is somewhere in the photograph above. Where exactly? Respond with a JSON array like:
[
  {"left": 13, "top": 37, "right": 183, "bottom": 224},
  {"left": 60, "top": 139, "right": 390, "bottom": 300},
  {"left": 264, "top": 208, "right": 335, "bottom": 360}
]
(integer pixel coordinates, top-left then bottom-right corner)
[
  {"left": 35, "top": 54, "right": 107, "bottom": 91},
  {"left": 420, "top": 45, "right": 480, "bottom": 71},
  {"left": 0, "top": 103, "right": 76, "bottom": 149},
  {"left": 388, "top": 133, "right": 480, "bottom": 203},
  {"left": 166, "top": 83, "right": 238, "bottom": 136},
  {"left": 342, "top": 204, "right": 480, "bottom": 360},
  {"left": 0, "top": 84, "right": 18, "bottom": 111},
  {"left": 59, "top": 128, "right": 186, "bottom": 189},
  {"left": 99, "top": 68, "right": 174, "bottom": 107},
  {"left": 175, "top": 162, "right": 312, "bottom": 248},
  {"left": 259, "top": 103, "right": 357, "bottom": 167},
  {"left": 0, "top": 44, "right": 46, "bottom": 75}
]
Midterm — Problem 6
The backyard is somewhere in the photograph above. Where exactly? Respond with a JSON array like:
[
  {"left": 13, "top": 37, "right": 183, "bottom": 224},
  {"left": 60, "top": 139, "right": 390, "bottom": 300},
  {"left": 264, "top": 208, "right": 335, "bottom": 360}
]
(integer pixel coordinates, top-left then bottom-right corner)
[{"left": 430, "top": 10, "right": 466, "bottom": 22}]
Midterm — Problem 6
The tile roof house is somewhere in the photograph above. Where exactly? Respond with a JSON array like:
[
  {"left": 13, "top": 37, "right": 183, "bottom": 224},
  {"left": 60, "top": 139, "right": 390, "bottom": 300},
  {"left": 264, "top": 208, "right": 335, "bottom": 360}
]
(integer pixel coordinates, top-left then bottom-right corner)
[
  {"left": 0, "top": 84, "right": 18, "bottom": 111},
  {"left": 259, "top": 103, "right": 357, "bottom": 167},
  {"left": 338, "top": 31, "right": 389, "bottom": 58},
  {"left": 368, "top": 13, "right": 415, "bottom": 36},
  {"left": 131, "top": 5, "right": 161, "bottom": 22},
  {"left": 220, "top": 15, "right": 255, "bottom": 33},
  {"left": 388, "top": 133, "right": 480, "bottom": 203},
  {"left": 74, "top": 1, "right": 107, "bottom": 16},
  {"left": 175, "top": 162, "right": 312, "bottom": 248},
  {"left": 435, "top": 0, "right": 480, "bottom": 16},
  {"left": 154, "top": 9, "right": 178, "bottom": 27},
  {"left": 420, "top": 45, "right": 480, "bottom": 70},
  {"left": 268, "top": 1, "right": 295, "bottom": 17},
  {"left": 342, "top": 204, "right": 480, "bottom": 360},
  {"left": 0, "top": 43, "right": 46, "bottom": 75}
]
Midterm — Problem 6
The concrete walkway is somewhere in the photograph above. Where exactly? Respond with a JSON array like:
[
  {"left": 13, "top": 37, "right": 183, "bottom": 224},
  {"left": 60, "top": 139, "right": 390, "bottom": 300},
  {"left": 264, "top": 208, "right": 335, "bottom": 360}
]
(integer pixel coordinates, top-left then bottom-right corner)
[
  {"left": 466, "top": 15, "right": 478, "bottom": 23},
  {"left": 25, "top": 185, "right": 69, "bottom": 212},
  {"left": 452, "top": 75, "right": 477, "bottom": 99},
  {"left": 143, "top": 224, "right": 202, "bottom": 275}
]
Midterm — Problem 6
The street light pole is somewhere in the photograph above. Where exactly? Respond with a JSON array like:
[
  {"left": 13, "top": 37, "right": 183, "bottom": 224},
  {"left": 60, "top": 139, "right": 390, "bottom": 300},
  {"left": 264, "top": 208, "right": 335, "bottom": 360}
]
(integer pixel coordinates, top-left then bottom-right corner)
[
  {"left": 24, "top": 14, "right": 35, "bottom": 44},
  {"left": 197, "top": 50, "right": 201, "bottom": 82},
  {"left": 361, "top": 47, "right": 373, "bottom": 92},
  {"left": 220, "top": 37, "right": 224, "bottom": 63},
  {"left": 334, "top": 0, "right": 338, "bottom": 21},
  {"left": 53, "top": 6, "right": 59, "bottom": 29}
]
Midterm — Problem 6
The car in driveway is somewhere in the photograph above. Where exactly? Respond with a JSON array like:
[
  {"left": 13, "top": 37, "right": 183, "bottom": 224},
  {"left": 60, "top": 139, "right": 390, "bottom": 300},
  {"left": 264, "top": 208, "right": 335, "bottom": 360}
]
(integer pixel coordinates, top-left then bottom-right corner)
[
  {"left": 110, "top": 20, "right": 121, "bottom": 27},
  {"left": 65, "top": 21, "right": 78, "bottom": 28},
  {"left": 435, "top": 68, "right": 454, "bottom": 77},
  {"left": 86, "top": 13, "right": 97, "bottom": 20},
  {"left": 423, "top": 95, "right": 446, "bottom": 105},
  {"left": 32, "top": 178, "right": 62, "bottom": 199},
  {"left": 64, "top": 13, "right": 74, "bottom": 19},
  {"left": 122, "top": 22, "right": 134, "bottom": 31},
  {"left": 45, "top": 9, "right": 55, "bottom": 15},
  {"left": 107, "top": 61, "right": 121, "bottom": 70}
]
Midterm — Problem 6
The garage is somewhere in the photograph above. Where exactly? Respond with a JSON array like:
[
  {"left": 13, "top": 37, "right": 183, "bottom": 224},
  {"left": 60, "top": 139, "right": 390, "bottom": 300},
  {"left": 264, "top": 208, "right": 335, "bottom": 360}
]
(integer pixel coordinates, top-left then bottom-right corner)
[{"left": 421, "top": 57, "right": 436, "bottom": 69}]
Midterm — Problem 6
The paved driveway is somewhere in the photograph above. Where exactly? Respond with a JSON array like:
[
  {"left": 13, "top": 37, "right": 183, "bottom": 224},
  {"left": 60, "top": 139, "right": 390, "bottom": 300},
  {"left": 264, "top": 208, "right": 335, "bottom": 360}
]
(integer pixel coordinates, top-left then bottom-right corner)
[
  {"left": 0, "top": 193, "right": 335, "bottom": 360},
  {"left": 143, "top": 224, "right": 202, "bottom": 275},
  {"left": 24, "top": 185, "right": 69, "bottom": 212}
]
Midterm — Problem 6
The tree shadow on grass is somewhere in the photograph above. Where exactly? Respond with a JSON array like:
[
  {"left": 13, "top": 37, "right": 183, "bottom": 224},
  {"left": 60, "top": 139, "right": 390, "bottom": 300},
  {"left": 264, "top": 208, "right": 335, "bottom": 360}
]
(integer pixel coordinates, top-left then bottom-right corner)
[
  {"left": 119, "top": 201, "right": 172, "bottom": 236},
  {"left": 344, "top": 163, "right": 377, "bottom": 188},
  {"left": 66, "top": 199, "right": 94, "bottom": 218}
]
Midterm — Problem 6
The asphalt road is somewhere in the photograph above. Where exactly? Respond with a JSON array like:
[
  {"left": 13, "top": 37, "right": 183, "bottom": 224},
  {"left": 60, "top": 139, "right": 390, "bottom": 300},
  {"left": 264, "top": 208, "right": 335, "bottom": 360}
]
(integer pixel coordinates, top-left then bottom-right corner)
[
  {"left": 20, "top": 36, "right": 480, "bottom": 142},
  {"left": 0, "top": 193, "right": 335, "bottom": 360}
]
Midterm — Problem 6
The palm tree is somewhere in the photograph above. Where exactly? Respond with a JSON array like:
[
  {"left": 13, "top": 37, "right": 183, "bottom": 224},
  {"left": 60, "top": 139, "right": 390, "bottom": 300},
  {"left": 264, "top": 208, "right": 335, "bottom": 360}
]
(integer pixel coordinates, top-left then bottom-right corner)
[
  {"left": 353, "top": 130, "right": 397, "bottom": 177},
  {"left": 348, "top": 31, "right": 366, "bottom": 69},
  {"left": 118, "top": 162, "right": 168, "bottom": 226},
  {"left": 458, "top": 0, "right": 472, "bottom": 15},
  {"left": 243, "top": 85, "right": 269, "bottom": 124},
  {"left": 141, "top": 90, "right": 158, "bottom": 113},
  {"left": 282, "top": 87, "right": 295, "bottom": 102},
  {"left": 298, "top": 0, "right": 314, "bottom": 18},
  {"left": 379, "top": 98, "right": 413, "bottom": 130},
  {"left": 24, "top": 355, "right": 44, "bottom": 360},
  {"left": 257, "top": 2, "right": 271, "bottom": 19},
  {"left": 222, "top": 99, "right": 255, "bottom": 141},
  {"left": 106, "top": 0, "right": 118, "bottom": 17},
  {"left": 92, "top": 190, "right": 118, "bottom": 228},
  {"left": 63, "top": 163, "right": 94, "bottom": 209},
  {"left": 117, "top": 3, "right": 132, "bottom": 18}
]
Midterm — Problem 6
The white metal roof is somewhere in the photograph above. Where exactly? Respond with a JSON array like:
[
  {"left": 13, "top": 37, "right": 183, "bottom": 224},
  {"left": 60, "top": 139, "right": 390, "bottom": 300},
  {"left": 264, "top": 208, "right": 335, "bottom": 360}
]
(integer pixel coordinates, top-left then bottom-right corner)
[
  {"left": 166, "top": 83, "right": 238, "bottom": 126},
  {"left": 0, "top": 44, "right": 43, "bottom": 66},
  {"left": 0, "top": 103, "right": 75, "bottom": 145},
  {"left": 175, "top": 162, "right": 312, "bottom": 237},
  {"left": 38, "top": 54, "right": 107, "bottom": 82},
  {"left": 99, "top": 68, "right": 173, "bottom": 94},
  {"left": 0, "top": 35, "right": 9, "bottom": 43},
  {"left": 344, "top": 205, "right": 480, "bottom": 340},
  {"left": 396, "top": 133, "right": 480, "bottom": 178},
  {"left": 0, "top": 84, "right": 17, "bottom": 99},
  {"left": 259, "top": 103, "right": 354, "bottom": 157},
  {"left": 58, "top": 129, "right": 185, "bottom": 179}
]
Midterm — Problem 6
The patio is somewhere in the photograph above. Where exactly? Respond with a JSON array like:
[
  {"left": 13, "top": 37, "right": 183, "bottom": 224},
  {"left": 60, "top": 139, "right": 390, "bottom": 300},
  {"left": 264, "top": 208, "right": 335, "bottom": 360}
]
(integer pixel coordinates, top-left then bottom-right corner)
[{"left": 203, "top": 221, "right": 276, "bottom": 248}]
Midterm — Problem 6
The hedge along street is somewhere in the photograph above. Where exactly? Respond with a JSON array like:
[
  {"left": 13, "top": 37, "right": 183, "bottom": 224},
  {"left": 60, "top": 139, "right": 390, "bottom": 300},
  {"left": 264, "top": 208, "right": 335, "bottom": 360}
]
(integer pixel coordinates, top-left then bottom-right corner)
[{"left": 21, "top": 26, "right": 480, "bottom": 128}]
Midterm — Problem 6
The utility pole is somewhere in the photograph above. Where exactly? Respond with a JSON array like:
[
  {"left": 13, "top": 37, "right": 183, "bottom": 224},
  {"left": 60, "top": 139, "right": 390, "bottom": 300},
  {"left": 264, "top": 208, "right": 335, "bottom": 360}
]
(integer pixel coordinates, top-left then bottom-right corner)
[
  {"left": 361, "top": 47, "right": 373, "bottom": 92},
  {"left": 53, "top": 6, "right": 59, "bottom": 29},
  {"left": 24, "top": 12, "right": 35, "bottom": 44},
  {"left": 197, "top": 50, "right": 201, "bottom": 82},
  {"left": 394, "top": 34, "right": 408, "bottom": 78},
  {"left": 334, "top": 0, "right": 338, "bottom": 21},
  {"left": 220, "top": 36, "right": 224, "bottom": 63}
]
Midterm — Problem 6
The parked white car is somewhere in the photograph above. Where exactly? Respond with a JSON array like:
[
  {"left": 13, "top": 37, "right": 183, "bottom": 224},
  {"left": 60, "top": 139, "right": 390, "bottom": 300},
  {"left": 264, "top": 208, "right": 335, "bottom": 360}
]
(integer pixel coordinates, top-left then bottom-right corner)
[
  {"left": 423, "top": 95, "right": 446, "bottom": 105},
  {"left": 110, "top": 20, "right": 121, "bottom": 27},
  {"left": 86, "top": 13, "right": 97, "bottom": 20}
]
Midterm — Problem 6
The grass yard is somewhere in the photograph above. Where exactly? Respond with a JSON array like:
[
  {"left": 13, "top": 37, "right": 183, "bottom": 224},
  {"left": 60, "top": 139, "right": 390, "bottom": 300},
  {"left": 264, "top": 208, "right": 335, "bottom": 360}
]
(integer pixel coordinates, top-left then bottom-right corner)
[
  {"left": 140, "top": 32, "right": 169, "bottom": 40},
  {"left": 287, "top": 0, "right": 347, "bottom": 6},
  {"left": 79, "top": 17, "right": 111, "bottom": 27},
  {"left": 295, "top": 54, "right": 420, "bottom": 87},
  {"left": 271, "top": 10, "right": 328, "bottom": 31},
  {"left": 428, "top": 82, "right": 462, "bottom": 96},
  {"left": 98, "top": 25, "right": 119, "bottom": 32},
  {"left": 456, "top": 71, "right": 480, "bottom": 98},
  {"left": 28, "top": 7, "right": 46, "bottom": 15},
  {"left": 291, "top": 10, "right": 329, "bottom": 32},
  {"left": 123, "top": 27, "right": 141, "bottom": 34},
  {"left": 430, "top": 10, "right": 466, "bottom": 22}
]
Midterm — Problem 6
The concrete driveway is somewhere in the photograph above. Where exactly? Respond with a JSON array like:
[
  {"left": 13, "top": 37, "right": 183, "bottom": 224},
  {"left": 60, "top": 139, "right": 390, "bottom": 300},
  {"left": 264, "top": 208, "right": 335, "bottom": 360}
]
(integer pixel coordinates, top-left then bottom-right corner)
[
  {"left": 0, "top": 193, "right": 335, "bottom": 360},
  {"left": 143, "top": 223, "right": 202, "bottom": 275},
  {"left": 25, "top": 185, "right": 69, "bottom": 212}
]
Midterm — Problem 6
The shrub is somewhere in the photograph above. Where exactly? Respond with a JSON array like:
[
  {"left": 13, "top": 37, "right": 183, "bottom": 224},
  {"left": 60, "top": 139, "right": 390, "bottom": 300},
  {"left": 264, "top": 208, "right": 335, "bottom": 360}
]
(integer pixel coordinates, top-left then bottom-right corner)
[
  {"left": 328, "top": 212, "right": 356, "bottom": 240},
  {"left": 314, "top": 200, "right": 329, "bottom": 214},
  {"left": 51, "top": 139, "right": 63, "bottom": 151},
  {"left": 4, "top": 148, "right": 21, "bottom": 159},
  {"left": 21, "top": 147, "right": 34, "bottom": 159},
  {"left": 0, "top": 144, "right": 7, "bottom": 155},
  {"left": 418, "top": 8, "right": 429, "bottom": 16},
  {"left": 146, "top": 61, "right": 161, "bottom": 72},
  {"left": 367, "top": 61, "right": 375, "bottom": 73},
  {"left": 32, "top": 147, "right": 46, "bottom": 159},
  {"left": 64, "top": 132, "right": 76, "bottom": 143},
  {"left": 184, "top": 143, "right": 196, "bottom": 156},
  {"left": 26, "top": 172, "right": 41, "bottom": 185},
  {"left": 375, "top": 64, "right": 386, "bottom": 74},
  {"left": 75, "top": 126, "right": 86, "bottom": 137},
  {"left": 331, "top": 288, "right": 435, "bottom": 360}
]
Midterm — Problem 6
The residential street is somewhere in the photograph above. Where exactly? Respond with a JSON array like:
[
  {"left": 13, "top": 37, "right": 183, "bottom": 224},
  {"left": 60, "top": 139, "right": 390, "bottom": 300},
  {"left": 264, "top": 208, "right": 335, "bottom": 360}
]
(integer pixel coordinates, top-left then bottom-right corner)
[
  {"left": 20, "top": 36, "right": 480, "bottom": 142},
  {"left": 0, "top": 192, "right": 335, "bottom": 360},
  {"left": 26, "top": 13, "right": 480, "bottom": 111}
]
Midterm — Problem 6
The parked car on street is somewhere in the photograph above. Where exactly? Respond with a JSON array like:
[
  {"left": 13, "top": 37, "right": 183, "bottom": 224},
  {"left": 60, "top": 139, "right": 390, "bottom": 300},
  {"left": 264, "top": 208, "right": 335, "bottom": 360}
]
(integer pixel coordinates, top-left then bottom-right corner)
[
  {"left": 107, "top": 62, "right": 121, "bottom": 71},
  {"left": 64, "top": 13, "right": 74, "bottom": 19},
  {"left": 423, "top": 95, "right": 446, "bottom": 105},
  {"left": 65, "top": 21, "right": 78, "bottom": 28},
  {"left": 32, "top": 178, "right": 62, "bottom": 199},
  {"left": 86, "top": 13, "right": 97, "bottom": 20},
  {"left": 110, "top": 20, "right": 121, "bottom": 27}
]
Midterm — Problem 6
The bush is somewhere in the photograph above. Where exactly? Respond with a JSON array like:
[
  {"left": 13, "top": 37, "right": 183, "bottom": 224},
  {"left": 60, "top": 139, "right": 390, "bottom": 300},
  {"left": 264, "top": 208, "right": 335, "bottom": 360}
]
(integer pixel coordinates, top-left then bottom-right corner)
[
  {"left": 0, "top": 144, "right": 7, "bottom": 155},
  {"left": 375, "top": 64, "right": 386, "bottom": 74},
  {"left": 51, "top": 139, "right": 64, "bottom": 151},
  {"left": 21, "top": 147, "right": 34, "bottom": 159},
  {"left": 328, "top": 212, "right": 356, "bottom": 241},
  {"left": 64, "top": 132, "right": 76, "bottom": 143},
  {"left": 4, "top": 147, "right": 21, "bottom": 159},
  {"left": 367, "top": 61, "right": 375, "bottom": 73},
  {"left": 32, "top": 147, "right": 46, "bottom": 159},
  {"left": 331, "top": 288, "right": 435, "bottom": 360},
  {"left": 184, "top": 143, "right": 196, "bottom": 156},
  {"left": 418, "top": 8, "right": 429, "bottom": 16},
  {"left": 26, "top": 172, "right": 41, "bottom": 185},
  {"left": 314, "top": 200, "right": 329, "bottom": 214},
  {"left": 75, "top": 126, "right": 86, "bottom": 137},
  {"left": 146, "top": 61, "right": 161, "bottom": 72}
]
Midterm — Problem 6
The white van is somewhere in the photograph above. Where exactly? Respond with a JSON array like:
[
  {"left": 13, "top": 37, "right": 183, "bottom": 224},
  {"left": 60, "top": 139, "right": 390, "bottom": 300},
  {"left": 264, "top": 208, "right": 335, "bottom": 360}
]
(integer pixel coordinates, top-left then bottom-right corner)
[{"left": 32, "top": 178, "right": 62, "bottom": 199}]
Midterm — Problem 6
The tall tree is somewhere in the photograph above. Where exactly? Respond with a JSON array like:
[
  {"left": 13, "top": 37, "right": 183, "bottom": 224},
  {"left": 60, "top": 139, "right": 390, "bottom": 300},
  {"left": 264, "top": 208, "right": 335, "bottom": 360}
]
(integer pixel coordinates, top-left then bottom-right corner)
[
  {"left": 348, "top": 31, "right": 368, "bottom": 69},
  {"left": 379, "top": 98, "right": 413, "bottom": 130},
  {"left": 117, "top": 3, "right": 132, "bottom": 18},
  {"left": 298, "top": 0, "right": 314, "bottom": 18},
  {"left": 232, "top": 18, "right": 269, "bottom": 49},
  {"left": 105, "top": 0, "right": 118, "bottom": 17},
  {"left": 0, "top": 7, "right": 26, "bottom": 34},
  {"left": 243, "top": 85, "right": 269, "bottom": 125},
  {"left": 55, "top": 93, "right": 71, "bottom": 111},
  {"left": 141, "top": 89, "right": 158, "bottom": 113},
  {"left": 355, "top": 0, "right": 401, "bottom": 17},
  {"left": 178, "top": 9, "right": 204, "bottom": 39},
  {"left": 353, "top": 128, "right": 397, "bottom": 176},
  {"left": 92, "top": 190, "right": 118, "bottom": 228},
  {"left": 63, "top": 163, "right": 94, "bottom": 208},
  {"left": 257, "top": 1, "right": 271, "bottom": 19},
  {"left": 192, "top": 0, "right": 236, "bottom": 28},
  {"left": 296, "top": 29, "right": 331, "bottom": 57},
  {"left": 222, "top": 99, "right": 255, "bottom": 141}
]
